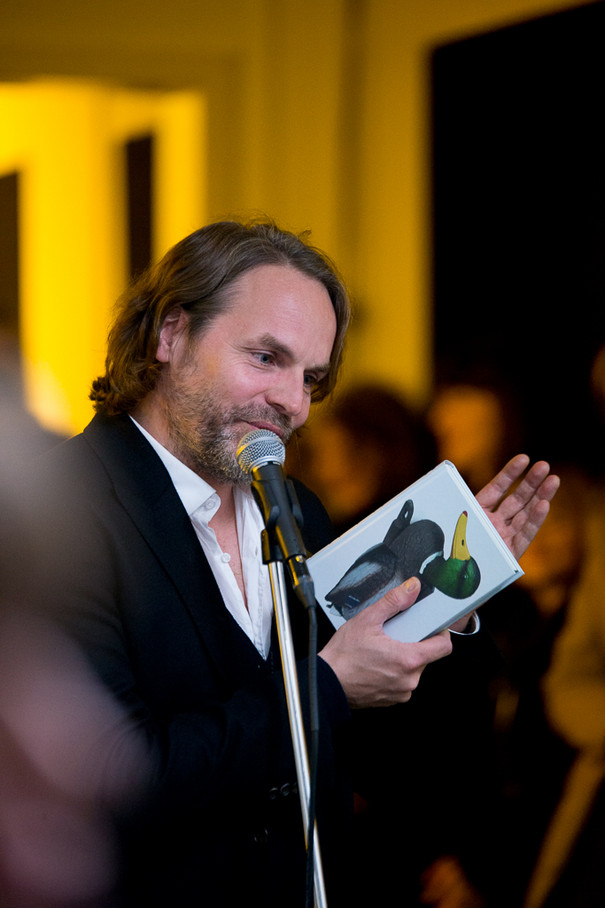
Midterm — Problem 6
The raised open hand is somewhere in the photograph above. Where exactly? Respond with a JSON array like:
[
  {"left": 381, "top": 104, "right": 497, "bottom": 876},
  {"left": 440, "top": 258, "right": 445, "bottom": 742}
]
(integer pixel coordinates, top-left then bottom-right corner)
[{"left": 476, "top": 454, "right": 560, "bottom": 561}]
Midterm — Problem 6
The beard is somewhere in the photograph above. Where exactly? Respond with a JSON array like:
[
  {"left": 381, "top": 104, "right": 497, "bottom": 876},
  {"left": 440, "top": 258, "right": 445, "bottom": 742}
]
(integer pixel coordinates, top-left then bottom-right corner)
[{"left": 161, "top": 378, "right": 293, "bottom": 487}]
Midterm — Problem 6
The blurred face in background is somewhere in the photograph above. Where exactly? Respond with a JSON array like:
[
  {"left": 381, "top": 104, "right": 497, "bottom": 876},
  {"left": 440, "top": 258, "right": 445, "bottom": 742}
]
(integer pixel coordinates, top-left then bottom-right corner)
[{"left": 426, "top": 385, "right": 507, "bottom": 491}]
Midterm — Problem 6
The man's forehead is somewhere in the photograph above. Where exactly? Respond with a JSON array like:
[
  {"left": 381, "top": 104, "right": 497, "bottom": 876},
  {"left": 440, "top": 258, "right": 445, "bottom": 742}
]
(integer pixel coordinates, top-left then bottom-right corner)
[{"left": 226, "top": 267, "right": 335, "bottom": 325}]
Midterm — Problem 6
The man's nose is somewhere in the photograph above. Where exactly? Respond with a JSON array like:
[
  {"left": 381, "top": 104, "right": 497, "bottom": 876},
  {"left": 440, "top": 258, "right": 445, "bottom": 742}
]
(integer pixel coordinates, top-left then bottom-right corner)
[{"left": 266, "top": 372, "right": 309, "bottom": 423}]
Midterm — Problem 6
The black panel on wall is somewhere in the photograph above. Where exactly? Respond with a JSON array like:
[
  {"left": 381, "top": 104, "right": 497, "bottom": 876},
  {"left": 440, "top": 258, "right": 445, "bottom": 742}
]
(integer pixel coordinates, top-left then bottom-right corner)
[
  {"left": 431, "top": 1, "right": 605, "bottom": 475},
  {"left": 126, "top": 135, "right": 154, "bottom": 280},
  {"left": 0, "top": 172, "right": 19, "bottom": 334}
]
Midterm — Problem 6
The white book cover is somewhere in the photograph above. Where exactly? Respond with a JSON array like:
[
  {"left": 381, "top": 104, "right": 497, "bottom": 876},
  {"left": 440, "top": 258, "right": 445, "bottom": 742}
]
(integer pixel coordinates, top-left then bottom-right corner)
[{"left": 308, "top": 460, "right": 523, "bottom": 642}]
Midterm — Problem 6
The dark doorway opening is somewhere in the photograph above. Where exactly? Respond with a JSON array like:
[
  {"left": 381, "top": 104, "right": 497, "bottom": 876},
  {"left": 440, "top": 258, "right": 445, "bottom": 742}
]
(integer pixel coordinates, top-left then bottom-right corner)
[{"left": 431, "top": 1, "right": 605, "bottom": 475}]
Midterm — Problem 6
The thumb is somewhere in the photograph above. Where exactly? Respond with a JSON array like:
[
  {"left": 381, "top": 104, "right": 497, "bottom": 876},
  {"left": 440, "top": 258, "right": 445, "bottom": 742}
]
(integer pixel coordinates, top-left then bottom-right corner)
[{"left": 363, "top": 577, "right": 421, "bottom": 626}]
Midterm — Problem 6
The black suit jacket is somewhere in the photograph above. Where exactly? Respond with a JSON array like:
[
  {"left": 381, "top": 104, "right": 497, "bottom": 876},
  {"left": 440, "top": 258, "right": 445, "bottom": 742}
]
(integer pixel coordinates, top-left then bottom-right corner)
[{"left": 20, "top": 413, "right": 352, "bottom": 908}]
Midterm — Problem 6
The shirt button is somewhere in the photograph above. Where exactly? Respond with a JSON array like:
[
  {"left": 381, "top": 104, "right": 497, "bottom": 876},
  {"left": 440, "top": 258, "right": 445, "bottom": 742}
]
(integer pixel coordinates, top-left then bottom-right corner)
[{"left": 221, "top": 553, "right": 231, "bottom": 563}]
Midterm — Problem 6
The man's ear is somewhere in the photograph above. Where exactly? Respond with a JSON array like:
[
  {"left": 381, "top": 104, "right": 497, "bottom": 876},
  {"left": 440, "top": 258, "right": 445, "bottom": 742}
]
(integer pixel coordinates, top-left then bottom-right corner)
[{"left": 156, "top": 307, "right": 188, "bottom": 363}]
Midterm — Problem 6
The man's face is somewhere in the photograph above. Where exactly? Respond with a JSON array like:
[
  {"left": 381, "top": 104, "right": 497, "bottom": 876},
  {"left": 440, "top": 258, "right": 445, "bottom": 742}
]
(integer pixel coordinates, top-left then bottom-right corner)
[{"left": 154, "top": 263, "right": 337, "bottom": 486}]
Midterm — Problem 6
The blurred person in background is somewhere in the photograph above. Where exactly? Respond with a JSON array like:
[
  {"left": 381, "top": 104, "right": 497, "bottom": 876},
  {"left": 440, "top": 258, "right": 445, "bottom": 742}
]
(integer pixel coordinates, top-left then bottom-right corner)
[
  {"left": 0, "top": 329, "right": 149, "bottom": 908},
  {"left": 297, "top": 374, "right": 578, "bottom": 908},
  {"left": 0, "top": 327, "right": 65, "bottom": 462},
  {"left": 522, "top": 341, "right": 605, "bottom": 908},
  {"left": 425, "top": 370, "right": 524, "bottom": 494},
  {"left": 0, "top": 609, "right": 150, "bottom": 908},
  {"left": 420, "top": 345, "right": 601, "bottom": 907}
]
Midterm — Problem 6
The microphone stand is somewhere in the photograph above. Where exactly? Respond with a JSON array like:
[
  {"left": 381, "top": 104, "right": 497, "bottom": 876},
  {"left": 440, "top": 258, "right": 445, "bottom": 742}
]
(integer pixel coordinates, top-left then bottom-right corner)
[{"left": 261, "top": 529, "right": 328, "bottom": 908}]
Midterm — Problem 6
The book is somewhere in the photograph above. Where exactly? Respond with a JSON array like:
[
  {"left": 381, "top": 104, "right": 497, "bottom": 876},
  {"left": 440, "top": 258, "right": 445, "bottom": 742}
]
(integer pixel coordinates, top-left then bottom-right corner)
[{"left": 308, "top": 460, "right": 523, "bottom": 642}]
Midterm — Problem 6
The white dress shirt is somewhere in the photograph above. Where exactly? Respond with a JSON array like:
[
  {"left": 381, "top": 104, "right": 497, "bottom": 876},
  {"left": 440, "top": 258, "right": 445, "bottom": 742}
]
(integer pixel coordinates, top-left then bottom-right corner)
[{"left": 131, "top": 418, "right": 274, "bottom": 659}]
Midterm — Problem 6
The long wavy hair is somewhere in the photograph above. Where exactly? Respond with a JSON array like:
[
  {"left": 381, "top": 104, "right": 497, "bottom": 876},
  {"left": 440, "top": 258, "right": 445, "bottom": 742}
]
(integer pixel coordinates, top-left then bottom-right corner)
[{"left": 90, "top": 218, "right": 351, "bottom": 416}]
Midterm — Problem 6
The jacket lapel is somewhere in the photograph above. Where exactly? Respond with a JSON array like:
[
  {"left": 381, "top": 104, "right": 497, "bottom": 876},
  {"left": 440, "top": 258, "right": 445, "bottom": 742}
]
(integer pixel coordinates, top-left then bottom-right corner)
[{"left": 83, "top": 413, "right": 268, "bottom": 685}]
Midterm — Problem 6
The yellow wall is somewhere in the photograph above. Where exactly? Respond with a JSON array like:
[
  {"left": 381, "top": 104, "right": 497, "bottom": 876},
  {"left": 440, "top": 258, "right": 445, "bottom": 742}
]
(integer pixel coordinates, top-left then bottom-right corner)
[
  {"left": 0, "top": 0, "right": 589, "bottom": 432},
  {"left": 0, "top": 81, "right": 206, "bottom": 432}
]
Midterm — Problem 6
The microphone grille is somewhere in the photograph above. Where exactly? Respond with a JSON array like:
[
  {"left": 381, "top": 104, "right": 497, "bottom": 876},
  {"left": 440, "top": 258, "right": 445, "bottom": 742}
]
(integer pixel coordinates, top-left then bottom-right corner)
[{"left": 236, "top": 429, "right": 286, "bottom": 475}]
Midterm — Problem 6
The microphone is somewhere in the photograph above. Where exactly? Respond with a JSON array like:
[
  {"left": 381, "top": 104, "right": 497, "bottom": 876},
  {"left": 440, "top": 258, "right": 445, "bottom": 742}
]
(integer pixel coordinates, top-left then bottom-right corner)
[{"left": 236, "top": 429, "right": 315, "bottom": 608}]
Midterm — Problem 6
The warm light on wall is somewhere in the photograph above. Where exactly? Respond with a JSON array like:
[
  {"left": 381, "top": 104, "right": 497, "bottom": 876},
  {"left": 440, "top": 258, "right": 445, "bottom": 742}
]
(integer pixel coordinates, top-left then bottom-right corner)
[
  {"left": 0, "top": 79, "right": 207, "bottom": 435},
  {"left": 110, "top": 88, "right": 207, "bottom": 259}
]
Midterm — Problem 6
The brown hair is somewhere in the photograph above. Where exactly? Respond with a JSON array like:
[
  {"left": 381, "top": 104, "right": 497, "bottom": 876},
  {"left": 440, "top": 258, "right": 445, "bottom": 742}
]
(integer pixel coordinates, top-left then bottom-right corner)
[{"left": 90, "top": 218, "right": 350, "bottom": 415}]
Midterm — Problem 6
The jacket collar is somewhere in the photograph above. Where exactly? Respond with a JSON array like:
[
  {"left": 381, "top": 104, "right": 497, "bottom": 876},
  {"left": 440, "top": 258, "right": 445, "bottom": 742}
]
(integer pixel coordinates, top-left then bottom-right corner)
[{"left": 83, "top": 412, "right": 271, "bottom": 684}]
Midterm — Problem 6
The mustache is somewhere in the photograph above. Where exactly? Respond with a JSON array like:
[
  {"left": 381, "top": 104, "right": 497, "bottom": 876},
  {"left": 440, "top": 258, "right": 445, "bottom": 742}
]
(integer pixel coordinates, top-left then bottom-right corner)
[{"left": 229, "top": 408, "right": 294, "bottom": 444}]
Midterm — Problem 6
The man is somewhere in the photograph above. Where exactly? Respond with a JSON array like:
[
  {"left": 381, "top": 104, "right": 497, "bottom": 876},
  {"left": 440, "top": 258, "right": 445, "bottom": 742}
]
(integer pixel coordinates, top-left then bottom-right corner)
[{"left": 18, "top": 219, "right": 558, "bottom": 908}]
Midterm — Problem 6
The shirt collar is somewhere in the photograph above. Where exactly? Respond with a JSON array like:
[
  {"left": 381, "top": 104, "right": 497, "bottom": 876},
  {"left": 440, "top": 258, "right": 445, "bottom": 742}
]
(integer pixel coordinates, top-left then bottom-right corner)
[{"left": 129, "top": 416, "right": 217, "bottom": 517}]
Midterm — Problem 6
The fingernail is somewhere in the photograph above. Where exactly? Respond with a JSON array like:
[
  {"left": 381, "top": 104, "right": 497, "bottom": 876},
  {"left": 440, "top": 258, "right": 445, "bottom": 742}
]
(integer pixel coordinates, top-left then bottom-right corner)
[{"left": 404, "top": 577, "right": 420, "bottom": 593}]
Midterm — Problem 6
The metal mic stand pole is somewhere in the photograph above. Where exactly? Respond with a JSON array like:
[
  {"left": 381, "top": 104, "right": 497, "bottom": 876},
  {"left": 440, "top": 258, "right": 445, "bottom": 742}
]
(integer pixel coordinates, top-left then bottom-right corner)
[{"left": 262, "top": 530, "right": 328, "bottom": 908}]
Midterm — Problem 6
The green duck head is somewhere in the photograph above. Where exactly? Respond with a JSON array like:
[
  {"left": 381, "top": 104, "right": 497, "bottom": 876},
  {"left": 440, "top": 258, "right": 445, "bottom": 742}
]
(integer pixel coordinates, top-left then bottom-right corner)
[{"left": 421, "top": 510, "right": 481, "bottom": 599}]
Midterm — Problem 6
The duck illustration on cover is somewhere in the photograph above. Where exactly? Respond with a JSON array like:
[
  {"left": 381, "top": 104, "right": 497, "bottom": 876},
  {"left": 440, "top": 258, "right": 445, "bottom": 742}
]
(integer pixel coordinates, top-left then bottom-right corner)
[{"left": 325, "top": 499, "right": 482, "bottom": 621}]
